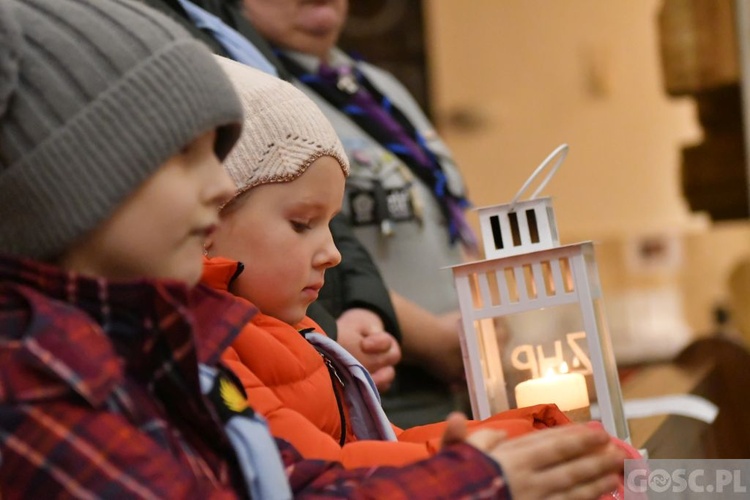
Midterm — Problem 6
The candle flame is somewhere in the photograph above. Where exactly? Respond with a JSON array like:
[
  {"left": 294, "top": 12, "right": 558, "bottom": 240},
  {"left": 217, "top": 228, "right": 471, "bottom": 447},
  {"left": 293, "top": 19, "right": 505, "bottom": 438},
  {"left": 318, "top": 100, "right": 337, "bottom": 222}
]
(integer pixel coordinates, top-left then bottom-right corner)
[{"left": 542, "top": 362, "right": 571, "bottom": 378}]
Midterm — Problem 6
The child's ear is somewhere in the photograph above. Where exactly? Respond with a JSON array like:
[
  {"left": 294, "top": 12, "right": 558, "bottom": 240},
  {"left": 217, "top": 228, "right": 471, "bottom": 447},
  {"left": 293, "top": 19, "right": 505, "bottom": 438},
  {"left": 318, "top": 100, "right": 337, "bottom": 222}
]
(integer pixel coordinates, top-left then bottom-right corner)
[{"left": 203, "top": 236, "right": 215, "bottom": 257}]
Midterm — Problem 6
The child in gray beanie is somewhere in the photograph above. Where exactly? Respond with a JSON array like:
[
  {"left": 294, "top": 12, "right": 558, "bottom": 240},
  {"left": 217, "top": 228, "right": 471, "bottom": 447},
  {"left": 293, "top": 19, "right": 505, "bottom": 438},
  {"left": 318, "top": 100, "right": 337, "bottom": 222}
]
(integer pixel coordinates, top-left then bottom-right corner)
[{"left": 0, "top": 0, "right": 274, "bottom": 497}]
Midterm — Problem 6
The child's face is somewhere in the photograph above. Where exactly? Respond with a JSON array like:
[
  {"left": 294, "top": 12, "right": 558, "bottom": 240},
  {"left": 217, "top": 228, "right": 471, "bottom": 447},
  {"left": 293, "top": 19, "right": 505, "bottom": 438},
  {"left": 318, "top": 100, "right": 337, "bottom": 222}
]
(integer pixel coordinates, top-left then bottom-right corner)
[
  {"left": 58, "top": 130, "right": 235, "bottom": 286},
  {"left": 208, "top": 156, "right": 344, "bottom": 325}
]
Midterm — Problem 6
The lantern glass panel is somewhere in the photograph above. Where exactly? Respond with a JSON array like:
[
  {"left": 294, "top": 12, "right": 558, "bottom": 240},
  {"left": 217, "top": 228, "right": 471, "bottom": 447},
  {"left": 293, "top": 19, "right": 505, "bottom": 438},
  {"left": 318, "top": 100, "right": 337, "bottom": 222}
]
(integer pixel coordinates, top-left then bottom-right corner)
[
  {"left": 501, "top": 305, "right": 594, "bottom": 418},
  {"left": 453, "top": 242, "right": 628, "bottom": 440}
]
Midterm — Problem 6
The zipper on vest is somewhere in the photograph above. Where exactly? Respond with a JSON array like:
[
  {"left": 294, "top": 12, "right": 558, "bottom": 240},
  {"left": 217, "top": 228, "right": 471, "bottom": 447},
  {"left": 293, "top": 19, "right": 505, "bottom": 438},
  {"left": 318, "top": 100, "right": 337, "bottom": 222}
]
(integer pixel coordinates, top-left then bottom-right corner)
[
  {"left": 301, "top": 328, "right": 348, "bottom": 446},
  {"left": 321, "top": 353, "right": 347, "bottom": 446}
]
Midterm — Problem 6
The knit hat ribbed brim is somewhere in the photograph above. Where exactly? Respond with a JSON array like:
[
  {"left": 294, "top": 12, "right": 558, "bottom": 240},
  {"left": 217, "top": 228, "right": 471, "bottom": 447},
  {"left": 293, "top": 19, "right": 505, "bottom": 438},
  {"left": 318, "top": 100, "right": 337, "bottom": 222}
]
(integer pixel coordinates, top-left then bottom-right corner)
[
  {"left": 214, "top": 56, "right": 349, "bottom": 200},
  {"left": 0, "top": 0, "right": 244, "bottom": 260}
]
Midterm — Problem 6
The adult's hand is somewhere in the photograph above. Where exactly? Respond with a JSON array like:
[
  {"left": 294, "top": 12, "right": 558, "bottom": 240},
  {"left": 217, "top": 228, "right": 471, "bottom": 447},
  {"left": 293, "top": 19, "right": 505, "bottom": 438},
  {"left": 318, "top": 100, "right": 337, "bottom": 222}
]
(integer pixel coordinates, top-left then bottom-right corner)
[{"left": 336, "top": 308, "right": 401, "bottom": 391}]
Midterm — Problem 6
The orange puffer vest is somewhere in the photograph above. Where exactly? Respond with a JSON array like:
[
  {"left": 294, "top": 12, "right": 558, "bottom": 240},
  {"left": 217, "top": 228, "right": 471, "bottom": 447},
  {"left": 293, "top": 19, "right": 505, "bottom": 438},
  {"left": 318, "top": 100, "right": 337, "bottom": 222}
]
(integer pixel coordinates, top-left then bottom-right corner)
[{"left": 203, "top": 256, "right": 580, "bottom": 469}]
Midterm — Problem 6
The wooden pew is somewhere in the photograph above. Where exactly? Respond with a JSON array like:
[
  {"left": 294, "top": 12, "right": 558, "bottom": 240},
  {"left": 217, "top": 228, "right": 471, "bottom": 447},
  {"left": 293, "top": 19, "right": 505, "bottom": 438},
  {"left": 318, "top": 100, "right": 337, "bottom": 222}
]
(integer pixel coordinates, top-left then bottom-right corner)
[{"left": 622, "top": 336, "right": 750, "bottom": 458}]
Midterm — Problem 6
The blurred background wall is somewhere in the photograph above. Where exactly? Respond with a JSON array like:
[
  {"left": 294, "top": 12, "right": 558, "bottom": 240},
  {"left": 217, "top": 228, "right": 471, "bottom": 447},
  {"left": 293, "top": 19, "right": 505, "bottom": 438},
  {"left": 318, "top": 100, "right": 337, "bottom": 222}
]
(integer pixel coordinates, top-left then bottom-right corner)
[{"left": 341, "top": 0, "right": 750, "bottom": 361}]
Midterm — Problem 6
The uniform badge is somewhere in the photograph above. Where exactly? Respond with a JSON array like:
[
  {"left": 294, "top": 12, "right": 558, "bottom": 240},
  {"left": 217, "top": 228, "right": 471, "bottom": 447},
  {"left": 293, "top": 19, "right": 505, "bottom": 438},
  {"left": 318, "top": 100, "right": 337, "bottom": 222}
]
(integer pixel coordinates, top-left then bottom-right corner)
[{"left": 348, "top": 186, "right": 416, "bottom": 227}]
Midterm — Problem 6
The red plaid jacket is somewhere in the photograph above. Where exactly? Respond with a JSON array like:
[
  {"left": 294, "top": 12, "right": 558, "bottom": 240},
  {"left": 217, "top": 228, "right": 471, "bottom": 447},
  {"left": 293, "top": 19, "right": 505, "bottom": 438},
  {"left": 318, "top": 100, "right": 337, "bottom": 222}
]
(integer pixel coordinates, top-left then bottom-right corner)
[
  {"left": 0, "top": 255, "right": 255, "bottom": 498},
  {"left": 0, "top": 255, "right": 508, "bottom": 499}
]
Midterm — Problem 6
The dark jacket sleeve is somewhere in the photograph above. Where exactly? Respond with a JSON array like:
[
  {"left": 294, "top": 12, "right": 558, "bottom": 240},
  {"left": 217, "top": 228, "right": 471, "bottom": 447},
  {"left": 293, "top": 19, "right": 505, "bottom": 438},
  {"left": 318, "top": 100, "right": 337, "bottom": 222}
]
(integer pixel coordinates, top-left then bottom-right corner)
[
  {"left": 306, "top": 301, "right": 339, "bottom": 341},
  {"left": 313, "top": 214, "right": 402, "bottom": 343}
]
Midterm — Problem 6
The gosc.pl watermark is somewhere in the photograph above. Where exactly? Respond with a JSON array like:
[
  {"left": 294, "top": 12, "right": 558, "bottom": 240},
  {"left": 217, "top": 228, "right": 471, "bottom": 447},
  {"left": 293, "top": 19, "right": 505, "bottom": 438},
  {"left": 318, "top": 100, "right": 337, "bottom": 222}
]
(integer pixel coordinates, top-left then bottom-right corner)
[{"left": 625, "top": 459, "right": 750, "bottom": 499}]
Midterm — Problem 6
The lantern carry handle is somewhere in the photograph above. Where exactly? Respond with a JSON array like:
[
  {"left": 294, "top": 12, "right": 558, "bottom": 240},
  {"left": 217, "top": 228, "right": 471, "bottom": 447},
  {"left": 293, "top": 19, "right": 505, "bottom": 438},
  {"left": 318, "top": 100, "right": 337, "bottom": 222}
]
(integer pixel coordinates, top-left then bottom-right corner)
[{"left": 509, "top": 143, "right": 569, "bottom": 211}]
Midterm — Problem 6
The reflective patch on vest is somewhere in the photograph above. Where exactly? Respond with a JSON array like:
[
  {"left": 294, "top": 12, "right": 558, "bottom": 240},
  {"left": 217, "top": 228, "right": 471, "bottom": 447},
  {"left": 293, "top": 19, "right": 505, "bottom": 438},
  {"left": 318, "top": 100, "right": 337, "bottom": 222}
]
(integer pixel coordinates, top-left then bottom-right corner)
[{"left": 348, "top": 186, "right": 415, "bottom": 226}]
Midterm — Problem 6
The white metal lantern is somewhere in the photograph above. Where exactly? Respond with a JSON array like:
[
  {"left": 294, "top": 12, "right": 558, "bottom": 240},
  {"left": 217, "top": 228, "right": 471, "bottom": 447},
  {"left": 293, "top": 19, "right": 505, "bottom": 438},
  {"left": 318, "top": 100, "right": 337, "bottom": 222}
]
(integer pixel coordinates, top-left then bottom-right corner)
[{"left": 451, "top": 144, "right": 629, "bottom": 441}]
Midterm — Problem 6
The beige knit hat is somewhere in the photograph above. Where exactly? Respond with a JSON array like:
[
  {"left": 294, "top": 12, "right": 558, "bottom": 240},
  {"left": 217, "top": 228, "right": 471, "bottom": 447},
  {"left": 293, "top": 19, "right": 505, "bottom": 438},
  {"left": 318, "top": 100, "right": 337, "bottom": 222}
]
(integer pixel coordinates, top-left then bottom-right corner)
[{"left": 215, "top": 56, "right": 349, "bottom": 201}]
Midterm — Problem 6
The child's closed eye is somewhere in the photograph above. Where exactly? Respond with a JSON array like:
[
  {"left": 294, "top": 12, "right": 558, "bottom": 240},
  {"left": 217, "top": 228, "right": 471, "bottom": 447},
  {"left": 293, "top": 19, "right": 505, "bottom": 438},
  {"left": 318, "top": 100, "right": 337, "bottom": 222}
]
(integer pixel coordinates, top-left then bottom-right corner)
[{"left": 291, "top": 220, "right": 312, "bottom": 233}]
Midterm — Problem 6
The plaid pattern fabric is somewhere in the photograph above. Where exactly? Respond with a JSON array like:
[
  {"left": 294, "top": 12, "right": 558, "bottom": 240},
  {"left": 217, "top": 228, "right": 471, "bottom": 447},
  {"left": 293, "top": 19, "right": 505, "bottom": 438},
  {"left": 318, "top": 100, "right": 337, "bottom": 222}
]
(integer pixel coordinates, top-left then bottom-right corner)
[
  {"left": 0, "top": 255, "right": 255, "bottom": 498},
  {"left": 281, "top": 437, "right": 509, "bottom": 499}
]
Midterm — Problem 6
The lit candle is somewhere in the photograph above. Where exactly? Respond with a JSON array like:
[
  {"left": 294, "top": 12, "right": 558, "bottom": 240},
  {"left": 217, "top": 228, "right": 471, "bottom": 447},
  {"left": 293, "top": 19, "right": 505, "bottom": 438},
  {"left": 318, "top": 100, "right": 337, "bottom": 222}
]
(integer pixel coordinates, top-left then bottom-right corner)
[{"left": 514, "top": 364, "right": 590, "bottom": 420}]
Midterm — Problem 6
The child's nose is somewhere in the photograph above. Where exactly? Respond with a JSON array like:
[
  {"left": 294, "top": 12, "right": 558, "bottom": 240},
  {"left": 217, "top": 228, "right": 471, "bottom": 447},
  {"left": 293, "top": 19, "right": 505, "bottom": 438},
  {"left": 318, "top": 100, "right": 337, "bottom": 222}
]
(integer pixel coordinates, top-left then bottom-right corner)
[
  {"left": 328, "top": 244, "right": 342, "bottom": 268},
  {"left": 316, "top": 231, "right": 341, "bottom": 269}
]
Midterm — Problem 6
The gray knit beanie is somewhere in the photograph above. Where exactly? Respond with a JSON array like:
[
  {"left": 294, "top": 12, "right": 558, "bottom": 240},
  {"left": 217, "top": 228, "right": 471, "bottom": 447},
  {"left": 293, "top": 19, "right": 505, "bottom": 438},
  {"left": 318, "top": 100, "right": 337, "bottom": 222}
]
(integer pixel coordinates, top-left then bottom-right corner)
[
  {"left": 0, "top": 0, "right": 244, "bottom": 260},
  {"left": 214, "top": 56, "right": 349, "bottom": 202}
]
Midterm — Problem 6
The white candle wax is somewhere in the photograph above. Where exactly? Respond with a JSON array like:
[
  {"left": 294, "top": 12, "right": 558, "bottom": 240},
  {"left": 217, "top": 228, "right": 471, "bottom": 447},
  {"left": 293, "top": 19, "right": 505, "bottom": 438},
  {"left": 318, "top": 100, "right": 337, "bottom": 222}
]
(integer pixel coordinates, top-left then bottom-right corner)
[{"left": 514, "top": 372, "right": 589, "bottom": 411}]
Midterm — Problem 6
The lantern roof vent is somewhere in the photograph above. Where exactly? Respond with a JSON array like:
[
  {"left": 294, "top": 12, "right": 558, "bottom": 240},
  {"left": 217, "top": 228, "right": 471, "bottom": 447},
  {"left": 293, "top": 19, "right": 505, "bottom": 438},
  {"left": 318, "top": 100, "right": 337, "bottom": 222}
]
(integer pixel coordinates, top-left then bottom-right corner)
[{"left": 478, "top": 144, "right": 568, "bottom": 260}]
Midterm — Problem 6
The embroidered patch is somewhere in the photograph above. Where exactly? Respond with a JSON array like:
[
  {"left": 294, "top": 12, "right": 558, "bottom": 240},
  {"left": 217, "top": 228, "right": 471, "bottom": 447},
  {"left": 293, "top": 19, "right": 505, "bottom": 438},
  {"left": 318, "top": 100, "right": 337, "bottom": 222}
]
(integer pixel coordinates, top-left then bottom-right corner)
[
  {"left": 220, "top": 377, "right": 248, "bottom": 413},
  {"left": 206, "top": 370, "right": 254, "bottom": 422},
  {"left": 348, "top": 187, "right": 415, "bottom": 226}
]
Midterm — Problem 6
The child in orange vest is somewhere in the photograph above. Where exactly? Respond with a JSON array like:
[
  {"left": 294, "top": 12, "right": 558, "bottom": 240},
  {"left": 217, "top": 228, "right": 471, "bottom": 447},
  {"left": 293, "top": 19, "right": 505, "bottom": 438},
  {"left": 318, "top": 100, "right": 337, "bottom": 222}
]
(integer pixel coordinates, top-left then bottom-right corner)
[{"left": 203, "top": 56, "right": 628, "bottom": 498}]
